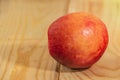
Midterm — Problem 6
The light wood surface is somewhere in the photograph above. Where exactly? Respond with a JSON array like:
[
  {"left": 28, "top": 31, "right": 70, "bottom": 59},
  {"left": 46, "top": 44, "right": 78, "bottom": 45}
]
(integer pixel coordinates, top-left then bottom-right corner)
[{"left": 0, "top": 0, "right": 120, "bottom": 80}]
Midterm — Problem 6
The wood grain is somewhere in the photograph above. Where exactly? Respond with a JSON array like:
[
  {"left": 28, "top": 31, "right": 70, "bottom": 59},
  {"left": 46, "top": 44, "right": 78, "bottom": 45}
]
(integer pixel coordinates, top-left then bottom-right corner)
[
  {"left": 0, "top": 0, "right": 68, "bottom": 80},
  {"left": 60, "top": 0, "right": 120, "bottom": 80},
  {"left": 0, "top": 0, "right": 120, "bottom": 80}
]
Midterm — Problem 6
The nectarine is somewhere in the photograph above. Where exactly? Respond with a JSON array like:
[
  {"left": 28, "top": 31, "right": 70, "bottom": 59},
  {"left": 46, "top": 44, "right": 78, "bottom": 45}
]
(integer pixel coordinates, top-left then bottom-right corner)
[{"left": 48, "top": 12, "right": 108, "bottom": 69}]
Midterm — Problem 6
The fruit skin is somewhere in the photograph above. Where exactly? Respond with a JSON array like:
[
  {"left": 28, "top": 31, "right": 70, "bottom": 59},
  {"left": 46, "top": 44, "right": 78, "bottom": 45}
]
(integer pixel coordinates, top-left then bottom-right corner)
[{"left": 48, "top": 12, "right": 109, "bottom": 69}]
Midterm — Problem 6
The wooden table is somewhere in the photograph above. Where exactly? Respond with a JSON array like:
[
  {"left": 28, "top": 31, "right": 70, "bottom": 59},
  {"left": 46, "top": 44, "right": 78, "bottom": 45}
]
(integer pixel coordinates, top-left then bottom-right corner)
[{"left": 0, "top": 0, "right": 120, "bottom": 80}]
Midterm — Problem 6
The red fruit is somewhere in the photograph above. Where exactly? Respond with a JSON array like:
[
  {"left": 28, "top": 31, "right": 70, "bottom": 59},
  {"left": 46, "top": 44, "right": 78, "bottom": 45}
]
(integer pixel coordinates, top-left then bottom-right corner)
[{"left": 48, "top": 12, "right": 109, "bottom": 69}]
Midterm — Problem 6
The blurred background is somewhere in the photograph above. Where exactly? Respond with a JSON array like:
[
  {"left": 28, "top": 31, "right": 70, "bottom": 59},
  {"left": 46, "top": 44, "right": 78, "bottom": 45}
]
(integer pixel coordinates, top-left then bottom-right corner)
[{"left": 0, "top": 0, "right": 120, "bottom": 80}]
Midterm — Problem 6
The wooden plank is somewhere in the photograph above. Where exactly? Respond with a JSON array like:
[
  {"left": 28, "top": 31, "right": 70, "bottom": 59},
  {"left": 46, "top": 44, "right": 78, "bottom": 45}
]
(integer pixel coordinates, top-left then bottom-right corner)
[
  {"left": 0, "top": 0, "right": 69, "bottom": 80},
  {"left": 59, "top": 0, "right": 120, "bottom": 80}
]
